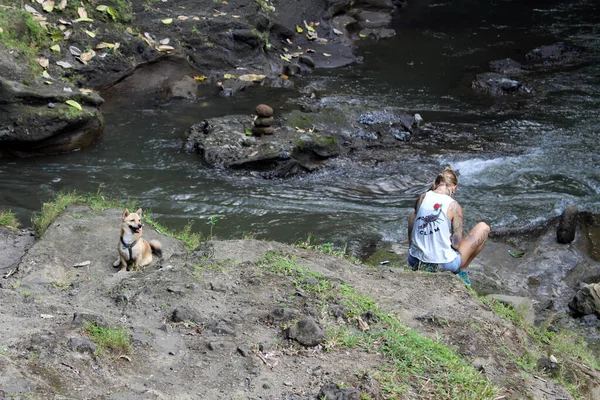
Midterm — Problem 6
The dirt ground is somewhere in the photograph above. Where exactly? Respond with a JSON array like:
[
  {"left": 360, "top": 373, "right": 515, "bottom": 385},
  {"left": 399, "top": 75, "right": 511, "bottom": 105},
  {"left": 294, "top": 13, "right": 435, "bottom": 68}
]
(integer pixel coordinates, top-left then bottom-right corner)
[{"left": 1, "top": 205, "right": 600, "bottom": 399}]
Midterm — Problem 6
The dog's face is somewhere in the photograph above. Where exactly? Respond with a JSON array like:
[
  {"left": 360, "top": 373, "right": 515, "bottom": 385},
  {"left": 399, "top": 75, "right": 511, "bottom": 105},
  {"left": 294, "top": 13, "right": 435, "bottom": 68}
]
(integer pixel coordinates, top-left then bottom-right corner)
[{"left": 122, "top": 208, "right": 143, "bottom": 235}]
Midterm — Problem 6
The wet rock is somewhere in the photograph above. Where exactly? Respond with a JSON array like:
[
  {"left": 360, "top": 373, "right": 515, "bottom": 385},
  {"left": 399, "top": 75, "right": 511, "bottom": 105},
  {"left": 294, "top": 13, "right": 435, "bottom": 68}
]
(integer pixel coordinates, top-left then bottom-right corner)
[
  {"left": 67, "top": 336, "right": 97, "bottom": 355},
  {"left": 0, "top": 227, "right": 35, "bottom": 277},
  {"left": 171, "top": 306, "right": 202, "bottom": 324},
  {"left": 285, "top": 316, "right": 326, "bottom": 347},
  {"left": 317, "top": 382, "right": 362, "bottom": 400},
  {"left": 557, "top": 205, "right": 578, "bottom": 244},
  {"left": 256, "top": 104, "right": 274, "bottom": 118},
  {"left": 485, "top": 294, "right": 535, "bottom": 325},
  {"left": 169, "top": 76, "right": 198, "bottom": 99},
  {"left": 72, "top": 313, "right": 107, "bottom": 327},
  {"left": 488, "top": 58, "right": 528, "bottom": 76},
  {"left": 525, "top": 42, "right": 583, "bottom": 66},
  {"left": 471, "top": 72, "right": 528, "bottom": 96},
  {"left": 298, "top": 55, "right": 316, "bottom": 68},
  {"left": 569, "top": 283, "right": 600, "bottom": 317}
]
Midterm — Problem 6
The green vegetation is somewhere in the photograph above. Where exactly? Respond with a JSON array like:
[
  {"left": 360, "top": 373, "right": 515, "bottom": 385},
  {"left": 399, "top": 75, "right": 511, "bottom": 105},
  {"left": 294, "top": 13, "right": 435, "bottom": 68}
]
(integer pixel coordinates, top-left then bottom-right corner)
[
  {"left": 481, "top": 296, "right": 600, "bottom": 399},
  {"left": 0, "top": 210, "right": 20, "bottom": 231},
  {"left": 296, "top": 234, "right": 361, "bottom": 264},
  {"left": 32, "top": 191, "right": 123, "bottom": 236},
  {"left": 0, "top": 6, "right": 51, "bottom": 75},
  {"left": 82, "top": 321, "right": 131, "bottom": 355},
  {"left": 258, "top": 253, "right": 499, "bottom": 399}
]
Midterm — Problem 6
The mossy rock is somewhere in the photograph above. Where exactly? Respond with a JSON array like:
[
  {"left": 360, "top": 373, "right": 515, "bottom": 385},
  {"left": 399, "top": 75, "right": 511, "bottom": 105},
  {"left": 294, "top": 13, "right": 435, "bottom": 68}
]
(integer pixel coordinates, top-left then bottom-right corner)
[{"left": 363, "top": 246, "right": 405, "bottom": 268}]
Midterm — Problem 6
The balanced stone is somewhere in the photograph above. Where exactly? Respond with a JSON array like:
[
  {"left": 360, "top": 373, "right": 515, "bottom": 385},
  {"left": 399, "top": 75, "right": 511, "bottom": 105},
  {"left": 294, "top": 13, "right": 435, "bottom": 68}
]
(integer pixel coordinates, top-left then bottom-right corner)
[
  {"left": 256, "top": 104, "right": 273, "bottom": 118},
  {"left": 254, "top": 117, "right": 274, "bottom": 127},
  {"left": 251, "top": 126, "right": 274, "bottom": 136}
]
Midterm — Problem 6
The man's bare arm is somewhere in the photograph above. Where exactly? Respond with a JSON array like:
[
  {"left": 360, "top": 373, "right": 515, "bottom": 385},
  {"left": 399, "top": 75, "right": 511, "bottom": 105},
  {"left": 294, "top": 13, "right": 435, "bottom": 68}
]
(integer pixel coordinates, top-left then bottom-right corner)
[{"left": 449, "top": 201, "right": 463, "bottom": 249}]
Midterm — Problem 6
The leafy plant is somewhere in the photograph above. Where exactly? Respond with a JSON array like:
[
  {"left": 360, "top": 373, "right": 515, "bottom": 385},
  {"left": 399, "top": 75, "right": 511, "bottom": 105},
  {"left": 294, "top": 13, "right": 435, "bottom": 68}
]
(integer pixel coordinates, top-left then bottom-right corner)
[{"left": 0, "top": 210, "right": 20, "bottom": 231}]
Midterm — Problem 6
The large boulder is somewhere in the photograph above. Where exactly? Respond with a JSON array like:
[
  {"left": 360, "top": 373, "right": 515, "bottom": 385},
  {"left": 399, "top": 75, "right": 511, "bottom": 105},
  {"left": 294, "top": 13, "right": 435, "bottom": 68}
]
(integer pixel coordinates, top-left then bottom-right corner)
[
  {"left": 569, "top": 283, "right": 600, "bottom": 317},
  {"left": 557, "top": 205, "right": 578, "bottom": 244}
]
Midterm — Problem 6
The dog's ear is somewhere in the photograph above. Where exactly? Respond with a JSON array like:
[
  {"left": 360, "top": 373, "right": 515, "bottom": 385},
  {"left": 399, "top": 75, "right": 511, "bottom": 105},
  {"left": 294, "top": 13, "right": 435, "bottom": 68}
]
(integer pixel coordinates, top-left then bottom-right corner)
[
  {"left": 123, "top": 209, "right": 130, "bottom": 219},
  {"left": 135, "top": 208, "right": 143, "bottom": 216}
]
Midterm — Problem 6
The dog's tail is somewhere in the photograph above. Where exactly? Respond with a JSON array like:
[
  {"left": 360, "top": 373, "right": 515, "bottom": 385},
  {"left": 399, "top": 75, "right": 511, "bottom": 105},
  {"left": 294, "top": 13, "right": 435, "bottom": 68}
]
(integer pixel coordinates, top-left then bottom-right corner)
[{"left": 149, "top": 240, "right": 163, "bottom": 260}]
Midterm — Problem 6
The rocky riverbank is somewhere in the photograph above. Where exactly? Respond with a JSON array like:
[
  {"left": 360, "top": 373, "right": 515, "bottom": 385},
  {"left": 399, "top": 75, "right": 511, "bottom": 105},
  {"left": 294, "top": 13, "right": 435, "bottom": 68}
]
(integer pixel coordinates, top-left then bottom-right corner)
[{"left": 1, "top": 201, "right": 600, "bottom": 399}]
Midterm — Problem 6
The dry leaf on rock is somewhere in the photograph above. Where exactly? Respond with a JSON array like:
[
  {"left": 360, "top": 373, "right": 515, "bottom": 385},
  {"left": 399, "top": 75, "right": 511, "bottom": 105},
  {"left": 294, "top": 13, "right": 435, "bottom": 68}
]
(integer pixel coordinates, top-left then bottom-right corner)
[
  {"left": 66, "top": 100, "right": 82, "bottom": 110},
  {"left": 69, "top": 46, "right": 82, "bottom": 56},
  {"left": 156, "top": 45, "right": 175, "bottom": 52},
  {"left": 162, "top": 18, "right": 173, "bottom": 24},
  {"left": 38, "top": 57, "right": 49, "bottom": 68},
  {"left": 56, "top": 61, "right": 73, "bottom": 69},
  {"left": 77, "top": 7, "right": 87, "bottom": 19},
  {"left": 42, "top": 0, "right": 55, "bottom": 13}
]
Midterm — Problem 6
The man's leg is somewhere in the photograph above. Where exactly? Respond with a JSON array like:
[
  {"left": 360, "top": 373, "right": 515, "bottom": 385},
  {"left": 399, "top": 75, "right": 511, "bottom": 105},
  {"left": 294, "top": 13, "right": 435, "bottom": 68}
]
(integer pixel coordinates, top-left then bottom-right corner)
[{"left": 457, "top": 222, "right": 490, "bottom": 270}]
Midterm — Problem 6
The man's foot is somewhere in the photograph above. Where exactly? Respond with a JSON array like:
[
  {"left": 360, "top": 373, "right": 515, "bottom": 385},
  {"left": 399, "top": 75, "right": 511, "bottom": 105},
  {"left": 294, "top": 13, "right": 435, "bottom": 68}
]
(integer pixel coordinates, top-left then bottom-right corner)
[{"left": 458, "top": 269, "right": 471, "bottom": 285}]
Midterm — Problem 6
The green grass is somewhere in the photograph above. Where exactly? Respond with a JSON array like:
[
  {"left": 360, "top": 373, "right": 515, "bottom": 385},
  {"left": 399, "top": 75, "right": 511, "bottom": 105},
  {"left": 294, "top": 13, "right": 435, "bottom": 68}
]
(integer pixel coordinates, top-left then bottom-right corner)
[
  {"left": 0, "top": 210, "right": 20, "bottom": 231},
  {"left": 82, "top": 321, "right": 131, "bottom": 356},
  {"left": 296, "top": 234, "right": 361, "bottom": 264},
  {"left": 0, "top": 6, "right": 52, "bottom": 75},
  {"left": 257, "top": 252, "right": 499, "bottom": 399},
  {"left": 481, "top": 296, "right": 600, "bottom": 399},
  {"left": 32, "top": 191, "right": 123, "bottom": 236}
]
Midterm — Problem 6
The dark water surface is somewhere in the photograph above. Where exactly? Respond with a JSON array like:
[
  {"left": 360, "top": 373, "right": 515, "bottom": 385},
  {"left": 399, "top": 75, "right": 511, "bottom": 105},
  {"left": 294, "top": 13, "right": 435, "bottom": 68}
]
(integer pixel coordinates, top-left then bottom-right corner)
[{"left": 1, "top": 0, "right": 599, "bottom": 249}]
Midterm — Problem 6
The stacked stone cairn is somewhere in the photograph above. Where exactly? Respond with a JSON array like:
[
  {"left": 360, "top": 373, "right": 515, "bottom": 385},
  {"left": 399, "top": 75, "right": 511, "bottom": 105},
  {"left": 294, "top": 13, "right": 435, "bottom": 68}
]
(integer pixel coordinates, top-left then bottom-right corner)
[{"left": 252, "top": 104, "right": 274, "bottom": 136}]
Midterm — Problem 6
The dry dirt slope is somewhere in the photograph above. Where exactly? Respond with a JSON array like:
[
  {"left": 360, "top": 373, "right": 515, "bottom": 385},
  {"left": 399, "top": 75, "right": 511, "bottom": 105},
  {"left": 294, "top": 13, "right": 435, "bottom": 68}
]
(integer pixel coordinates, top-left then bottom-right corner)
[{"left": 1, "top": 205, "right": 599, "bottom": 399}]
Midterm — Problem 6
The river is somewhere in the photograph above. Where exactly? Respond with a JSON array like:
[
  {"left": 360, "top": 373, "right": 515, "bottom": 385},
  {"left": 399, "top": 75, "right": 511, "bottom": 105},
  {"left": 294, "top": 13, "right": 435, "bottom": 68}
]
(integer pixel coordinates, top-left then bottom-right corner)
[{"left": 1, "top": 0, "right": 599, "bottom": 251}]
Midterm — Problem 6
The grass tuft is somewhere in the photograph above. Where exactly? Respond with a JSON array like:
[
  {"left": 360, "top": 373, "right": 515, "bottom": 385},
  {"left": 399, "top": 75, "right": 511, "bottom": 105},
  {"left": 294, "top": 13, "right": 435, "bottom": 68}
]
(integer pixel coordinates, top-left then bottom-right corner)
[
  {"left": 82, "top": 321, "right": 131, "bottom": 356},
  {"left": 0, "top": 210, "right": 20, "bottom": 231}
]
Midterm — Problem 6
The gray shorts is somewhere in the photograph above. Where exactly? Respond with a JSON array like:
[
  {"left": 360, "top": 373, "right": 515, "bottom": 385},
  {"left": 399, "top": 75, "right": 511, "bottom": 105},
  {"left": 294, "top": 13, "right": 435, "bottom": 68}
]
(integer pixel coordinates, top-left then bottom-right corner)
[{"left": 408, "top": 250, "right": 462, "bottom": 273}]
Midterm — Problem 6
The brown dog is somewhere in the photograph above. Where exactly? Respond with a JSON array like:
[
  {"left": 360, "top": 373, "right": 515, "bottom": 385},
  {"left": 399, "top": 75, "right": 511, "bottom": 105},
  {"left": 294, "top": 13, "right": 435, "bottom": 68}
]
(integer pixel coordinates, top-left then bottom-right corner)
[{"left": 113, "top": 208, "right": 162, "bottom": 271}]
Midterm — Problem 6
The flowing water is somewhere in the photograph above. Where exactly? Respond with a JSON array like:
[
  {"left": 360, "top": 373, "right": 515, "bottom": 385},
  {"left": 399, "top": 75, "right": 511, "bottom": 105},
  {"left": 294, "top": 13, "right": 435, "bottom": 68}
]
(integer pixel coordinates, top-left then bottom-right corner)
[{"left": 1, "top": 0, "right": 599, "bottom": 250}]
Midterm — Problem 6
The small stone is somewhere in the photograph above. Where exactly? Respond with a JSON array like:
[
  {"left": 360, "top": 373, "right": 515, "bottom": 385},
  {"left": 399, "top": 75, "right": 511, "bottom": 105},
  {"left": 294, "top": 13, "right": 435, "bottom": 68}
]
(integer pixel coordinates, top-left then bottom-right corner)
[
  {"left": 251, "top": 126, "right": 274, "bottom": 136},
  {"left": 48, "top": 102, "right": 55, "bottom": 108},
  {"left": 254, "top": 117, "right": 274, "bottom": 127},
  {"left": 298, "top": 55, "right": 316, "bottom": 68},
  {"left": 255, "top": 104, "right": 273, "bottom": 118}
]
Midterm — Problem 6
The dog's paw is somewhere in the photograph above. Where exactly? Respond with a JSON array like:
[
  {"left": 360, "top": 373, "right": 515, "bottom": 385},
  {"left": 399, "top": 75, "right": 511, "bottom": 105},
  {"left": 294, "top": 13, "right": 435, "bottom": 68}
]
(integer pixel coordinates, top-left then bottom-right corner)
[{"left": 113, "top": 259, "right": 121, "bottom": 268}]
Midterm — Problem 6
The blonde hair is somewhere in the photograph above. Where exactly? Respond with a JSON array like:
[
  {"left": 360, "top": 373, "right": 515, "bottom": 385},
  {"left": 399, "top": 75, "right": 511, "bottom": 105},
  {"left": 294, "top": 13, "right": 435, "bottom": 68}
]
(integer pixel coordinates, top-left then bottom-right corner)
[{"left": 431, "top": 167, "right": 458, "bottom": 190}]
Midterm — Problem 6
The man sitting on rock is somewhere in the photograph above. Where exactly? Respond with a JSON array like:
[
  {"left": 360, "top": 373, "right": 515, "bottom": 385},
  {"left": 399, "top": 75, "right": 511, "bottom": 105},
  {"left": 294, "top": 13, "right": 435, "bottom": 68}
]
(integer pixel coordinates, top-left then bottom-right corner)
[{"left": 407, "top": 167, "right": 490, "bottom": 285}]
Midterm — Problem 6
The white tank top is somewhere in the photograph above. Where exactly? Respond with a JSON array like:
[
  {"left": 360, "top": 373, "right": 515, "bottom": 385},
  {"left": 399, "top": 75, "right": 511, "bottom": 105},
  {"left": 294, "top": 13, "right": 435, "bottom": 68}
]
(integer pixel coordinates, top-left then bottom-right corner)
[{"left": 409, "top": 191, "right": 457, "bottom": 263}]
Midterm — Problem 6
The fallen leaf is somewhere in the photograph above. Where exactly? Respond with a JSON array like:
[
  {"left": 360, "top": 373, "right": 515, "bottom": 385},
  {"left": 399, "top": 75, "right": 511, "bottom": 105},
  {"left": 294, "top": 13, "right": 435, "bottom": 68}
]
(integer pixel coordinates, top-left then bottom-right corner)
[
  {"left": 245, "top": 127, "right": 252, "bottom": 136},
  {"left": 357, "top": 316, "right": 370, "bottom": 331},
  {"left": 119, "top": 355, "right": 132, "bottom": 362},
  {"left": 223, "top": 73, "right": 236, "bottom": 79},
  {"left": 162, "top": 18, "right": 173, "bottom": 24},
  {"left": 74, "top": 18, "right": 93, "bottom": 23},
  {"left": 306, "top": 48, "right": 315, "bottom": 53},
  {"left": 303, "top": 20, "right": 315, "bottom": 32},
  {"left": 66, "top": 100, "right": 82, "bottom": 110},
  {"left": 192, "top": 16, "right": 200, "bottom": 21},
  {"left": 126, "top": 27, "right": 133, "bottom": 34},
  {"left": 85, "top": 30, "right": 96, "bottom": 38},
  {"left": 280, "top": 54, "right": 291, "bottom": 62},
  {"left": 0, "top": 28, "right": 3, "bottom": 34},
  {"left": 56, "top": 61, "right": 73, "bottom": 69},
  {"left": 232, "top": 15, "right": 240, "bottom": 18},
  {"left": 114, "top": 42, "right": 120, "bottom": 49},
  {"left": 279, "top": 74, "right": 289, "bottom": 79},
  {"left": 323, "top": 53, "right": 331, "bottom": 57},
  {"left": 40, "top": 314, "right": 55, "bottom": 319},
  {"left": 44, "top": 81, "right": 54, "bottom": 85},
  {"left": 78, "top": 89, "right": 94, "bottom": 94},
  {"left": 95, "top": 42, "right": 115, "bottom": 49},
  {"left": 286, "top": 38, "right": 293, "bottom": 45},
  {"left": 156, "top": 45, "right": 174, "bottom": 52},
  {"left": 69, "top": 46, "right": 82, "bottom": 56},
  {"left": 295, "top": 25, "right": 303, "bottom": 33},
  {"left": 24, "top": 5, "right": 39, "bottom": 15},
  {"left": 58, "top": 19, "right": 70, "bottom": 25},
  {"left": 194, "top": 75, "right": 208, "bottom": 82},
  {"left": 55, "top": 0, "right": 67, "bottom": 10},
  {"left": 159, "top": 38, "right": 170, "bottom": 45},
  {"left": 359, "top": 33, "right": 368, "bottom": 38},
  {"left": 239, "top": 74, "right": 266, "bottom": 82},
  {"left": 77, "top": 6, "right": 87, "bottom": 19},
  {"left": 42, "top": 0, "right": 54, "bottom": 13},
  {"left": 63, "top": 30, "right": 72, "bottom": 40},
  {"left": 295, "top": 127, "right": 305, "bottom": 133},
  {"left": 72, "top": 260, "right": 91, "bottom": 267},
  {"left": 42, "top": 70, "right": 52, "bottom": 79},
  {"left": 333, "top": 28, "right": 343, "bottom": 35},
  {"left": 38, "top": 57, "right": 49, "bottom": 68},
  {"left": 177, "top": 15, "right": 188, "bottom": 20}
]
